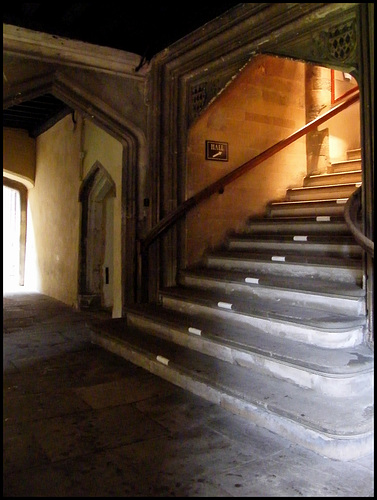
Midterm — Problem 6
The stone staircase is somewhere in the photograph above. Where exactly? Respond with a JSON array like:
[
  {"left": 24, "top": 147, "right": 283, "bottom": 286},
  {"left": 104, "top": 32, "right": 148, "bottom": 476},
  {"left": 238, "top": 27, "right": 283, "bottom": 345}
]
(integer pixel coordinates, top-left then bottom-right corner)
[{"left": 90, "top": 148, "right": 374, "bottom": 461}]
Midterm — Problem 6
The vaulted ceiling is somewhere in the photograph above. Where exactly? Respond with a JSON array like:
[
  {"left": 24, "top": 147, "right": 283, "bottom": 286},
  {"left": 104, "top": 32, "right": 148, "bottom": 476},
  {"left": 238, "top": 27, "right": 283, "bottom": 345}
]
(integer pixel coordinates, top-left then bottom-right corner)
[{"left": 3, "top": 2, "right": 241, "bottom": 136}]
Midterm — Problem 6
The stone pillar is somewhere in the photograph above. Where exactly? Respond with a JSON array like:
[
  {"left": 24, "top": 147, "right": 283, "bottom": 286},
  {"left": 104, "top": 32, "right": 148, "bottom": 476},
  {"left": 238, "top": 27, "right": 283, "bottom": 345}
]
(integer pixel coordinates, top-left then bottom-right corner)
[{"left": 305, "top": 65, "right": 332, "bottom": 175}]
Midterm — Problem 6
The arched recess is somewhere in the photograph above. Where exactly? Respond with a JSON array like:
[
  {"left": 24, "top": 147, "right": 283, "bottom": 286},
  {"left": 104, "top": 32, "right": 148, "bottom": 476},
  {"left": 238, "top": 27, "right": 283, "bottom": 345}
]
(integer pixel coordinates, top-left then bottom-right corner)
[
  {"left": 3, "top": 70, "right": 148, "bottom": 314},
  {"left": 149, "top": 2, "right": 373, "bottom": 339},
  {"left": 3, "top": 176, "right": 28, "bottom": 287},
  {"left": 78, "top": 162, "right": 116, "bottom": 311}
]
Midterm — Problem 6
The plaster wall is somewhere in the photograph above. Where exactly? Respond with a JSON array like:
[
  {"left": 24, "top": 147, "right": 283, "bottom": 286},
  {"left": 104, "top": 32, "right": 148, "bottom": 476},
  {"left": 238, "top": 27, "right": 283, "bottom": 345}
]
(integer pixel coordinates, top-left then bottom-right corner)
[
  {"left": 3, "top": 127, "right": 36, "bottom": 188},
  {"left": 185, "top": 55, "right": 306, "bottom": 265},
  {"left": 82, "top": 119, "right": 123, "bottom": 317},
  {"left": 25, "top": 114, "right": 81, "bottom": 306}
]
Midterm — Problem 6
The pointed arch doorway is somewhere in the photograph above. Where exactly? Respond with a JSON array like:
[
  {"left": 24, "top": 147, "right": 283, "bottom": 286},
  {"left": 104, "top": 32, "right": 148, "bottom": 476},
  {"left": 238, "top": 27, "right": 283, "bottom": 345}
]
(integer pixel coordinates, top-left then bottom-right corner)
[{"left": 78, "top": 162, "right": 116, "bottom": 313}]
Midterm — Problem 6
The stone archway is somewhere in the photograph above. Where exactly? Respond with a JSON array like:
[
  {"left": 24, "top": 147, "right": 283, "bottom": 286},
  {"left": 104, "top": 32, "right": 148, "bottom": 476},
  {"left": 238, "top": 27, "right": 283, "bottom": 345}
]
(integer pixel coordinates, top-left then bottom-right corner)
[
  {"left": 78, "top": 162, "right": 116, "bottom": 312},
  {"left": 150, "top": 2, "right": 373, "bottom": 338}
]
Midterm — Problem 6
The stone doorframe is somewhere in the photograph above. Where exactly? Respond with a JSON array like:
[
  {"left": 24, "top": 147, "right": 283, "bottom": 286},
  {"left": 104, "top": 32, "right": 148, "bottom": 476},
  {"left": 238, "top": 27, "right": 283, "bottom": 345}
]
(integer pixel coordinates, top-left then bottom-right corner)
[
  {"left": 78, "top": 161, "right": 116, "bottom": 309},
  {"left": 147, "top": 3, "right": 374, "bottom": 338}
]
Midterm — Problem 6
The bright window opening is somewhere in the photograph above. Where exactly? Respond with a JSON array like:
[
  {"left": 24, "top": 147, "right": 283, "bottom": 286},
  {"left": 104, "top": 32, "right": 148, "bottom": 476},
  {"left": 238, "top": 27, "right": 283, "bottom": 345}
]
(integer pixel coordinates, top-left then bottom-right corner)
[{"left": 3, "top": 185, "right": 21, "bottom": 291}]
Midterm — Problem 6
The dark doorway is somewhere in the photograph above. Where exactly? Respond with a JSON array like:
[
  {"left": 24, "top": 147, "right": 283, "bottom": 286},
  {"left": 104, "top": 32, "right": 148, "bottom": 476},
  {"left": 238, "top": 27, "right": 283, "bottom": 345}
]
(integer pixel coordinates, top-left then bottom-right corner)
[{"left": 78, "top": 162, "right": 115, "bottom": 313}]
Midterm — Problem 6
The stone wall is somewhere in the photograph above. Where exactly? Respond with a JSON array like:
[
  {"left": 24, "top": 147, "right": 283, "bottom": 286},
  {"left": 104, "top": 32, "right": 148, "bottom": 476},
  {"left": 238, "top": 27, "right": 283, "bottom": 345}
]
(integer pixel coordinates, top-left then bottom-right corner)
[{"left": 185, "top": 55, "right": 306, "bottom": 265}]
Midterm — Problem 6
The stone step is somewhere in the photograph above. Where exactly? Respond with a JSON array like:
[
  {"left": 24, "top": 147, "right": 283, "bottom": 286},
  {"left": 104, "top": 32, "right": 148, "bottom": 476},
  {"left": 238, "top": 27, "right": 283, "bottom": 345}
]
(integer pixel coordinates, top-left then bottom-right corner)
[
  {"left": 124, "top": 303, "right": 373, "bottom": 397},
  {"left": 178, "top": 267, "right": 365, "bottom": 315},
  {"left": 89, "top": 143, "right": 371, "bottom": 463},
  {"left": 244, "top": 216, "right": 350, "bottom": 235},
  {"left": 328, "top": 158, "right": 361, "bottom": 173},
  {"left": 286, "top": 183, "right": 360, "bottom": 202},
  {"left": 303, "top": 170, "right": 362, "bottom": 187},
  {"left": 205, "top": 250, "right": 362, "bottom": 285},
  {"left": 347, "top": 148, "right": 361, "bottom": 161},
  {"left": 90, "top": 319, "right": 374, "bottom": 461},
  {"left": 159, "top": 286, "right": 365, "bottom": 348},
  {"left": 268, "top": 198, "right": 348, "bottom": 217},
  {"left": 226, "top": 234, "right": 362, "bottom": 258}
]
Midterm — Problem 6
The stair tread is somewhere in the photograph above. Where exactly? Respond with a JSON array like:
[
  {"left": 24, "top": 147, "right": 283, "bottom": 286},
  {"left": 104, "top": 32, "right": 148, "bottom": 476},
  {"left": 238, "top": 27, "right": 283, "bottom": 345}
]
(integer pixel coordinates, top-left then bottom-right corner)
[
  {"left": 160, "top": 286, "right": 365, "bottom": 329},
  {"left": 125, "top": 303, "right": 373, "bottom": 376},
  {"left": 181, "top": 267, "right": 365, "bottom": 299},
  {"left": 228, "top": 233, "right": 358, "bottom": 244},
  {"left": 90, "top": 319, "right": 373, "bottom": 438},
  {"left": 308, "top": 170, "right": 362, "bottom": 179},
  {"left": 208, "top": 249, "right": 361, "bottom": 268},
  {"left": 226, "top": 235, "right": 362, "bottom": 256},
  {"left": 270, "top": 198, "right": 348, "bottom": 206},
  {"left": 288, "top": 182, "right": 361, "bottom": 191},
  {"left": 248, "top": 215, "right": 347, "bottom": 223},
  {"left": 245, "top": 216, "right": 350, "bottom": 232},
  {"left": 331, "top": 158, "right": 361, "bottom": 165}
]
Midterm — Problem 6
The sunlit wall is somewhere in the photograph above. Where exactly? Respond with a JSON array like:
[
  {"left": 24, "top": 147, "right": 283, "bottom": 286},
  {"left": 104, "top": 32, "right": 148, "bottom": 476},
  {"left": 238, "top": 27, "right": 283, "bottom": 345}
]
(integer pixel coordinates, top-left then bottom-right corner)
[
  {"left": 25, "top": 114, "right": 81, "bottom": 307},
  {"left": 185, "top": 54, "right": 307, "bottom": 265}
]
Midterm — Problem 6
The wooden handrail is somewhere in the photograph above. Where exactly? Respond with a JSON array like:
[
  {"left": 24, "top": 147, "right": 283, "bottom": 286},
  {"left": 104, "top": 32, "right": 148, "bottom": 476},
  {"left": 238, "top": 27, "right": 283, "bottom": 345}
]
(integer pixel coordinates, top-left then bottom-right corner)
[
  {"left": 140, "top": 90, "right": 360, "bottom": 253},
  {"left": 333, "top": 85, "right": 359, "bottom": 104},
  {"left": 330, "top": 69, "right": 359, "bottom": 104},
  {"left": 344, "top": 186, "right": 374, "bottom": 258}
]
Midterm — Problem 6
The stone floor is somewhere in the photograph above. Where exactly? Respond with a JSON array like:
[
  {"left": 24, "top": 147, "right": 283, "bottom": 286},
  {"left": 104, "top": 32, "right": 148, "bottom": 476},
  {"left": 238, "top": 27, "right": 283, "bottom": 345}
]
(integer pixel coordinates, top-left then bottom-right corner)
[{"left": 3, "top": 289, "right": 374, "bottom": 497}]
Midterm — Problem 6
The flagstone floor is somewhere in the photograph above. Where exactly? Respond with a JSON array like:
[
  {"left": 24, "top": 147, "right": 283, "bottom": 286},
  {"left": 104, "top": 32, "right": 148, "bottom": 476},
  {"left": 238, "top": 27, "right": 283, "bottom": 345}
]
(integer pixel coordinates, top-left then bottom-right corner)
[{"left": 3, "top": 289, "right": 374, "bottom": 497}]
